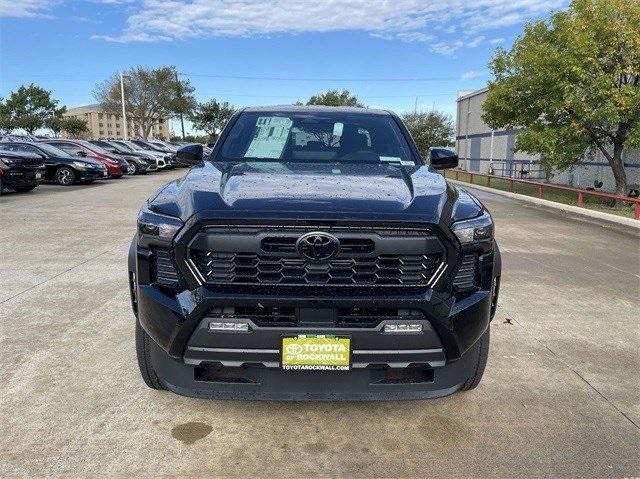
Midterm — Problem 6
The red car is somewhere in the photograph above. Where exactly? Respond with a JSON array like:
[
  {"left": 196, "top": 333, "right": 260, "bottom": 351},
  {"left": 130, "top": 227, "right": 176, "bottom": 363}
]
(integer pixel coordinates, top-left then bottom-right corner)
[{"left": 40, "top": 139, "right": 129, "bottom": 178}]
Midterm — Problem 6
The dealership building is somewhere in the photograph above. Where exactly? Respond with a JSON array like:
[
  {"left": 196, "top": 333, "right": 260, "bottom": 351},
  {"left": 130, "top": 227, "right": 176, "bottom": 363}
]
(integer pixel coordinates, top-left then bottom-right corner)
[
  {"left": 63, "top": 104, "right": 172, "bottom": 140},
  {"left": 456, "top": 88, "right": 639, "bottom": 192}
]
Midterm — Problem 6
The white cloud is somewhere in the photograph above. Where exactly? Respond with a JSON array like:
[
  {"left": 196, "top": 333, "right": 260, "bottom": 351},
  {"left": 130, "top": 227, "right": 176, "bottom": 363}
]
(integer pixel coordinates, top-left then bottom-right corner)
[
  {"left": 460, "top": 70, "right": 488, "bottom": 80},
  {"left": 467, "top": 36, "right": 486, "bottom": 48},
  {"left": 0, "top": 0, "right": 54, "bottom": 17},
  {"left": 371, "top": 32, "right": 435, "bottom": 43},
  {"left": 489, "top": 37, "right": 505, "bottom": 45},
  {"left": 430, "top": 40, "right": 464, "bottom": 56},
  {"left": 92, "top": 0, "right": 567, "bottom": 49}
]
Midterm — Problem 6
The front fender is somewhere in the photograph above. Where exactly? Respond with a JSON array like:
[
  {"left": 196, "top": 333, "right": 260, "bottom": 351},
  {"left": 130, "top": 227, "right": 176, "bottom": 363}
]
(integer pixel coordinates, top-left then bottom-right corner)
[
  {"left": 128, "top": 235, "right": 138, "bottom": 318},
  {"left": 491, "top": 241, "right": 501, "bottom": 320}
]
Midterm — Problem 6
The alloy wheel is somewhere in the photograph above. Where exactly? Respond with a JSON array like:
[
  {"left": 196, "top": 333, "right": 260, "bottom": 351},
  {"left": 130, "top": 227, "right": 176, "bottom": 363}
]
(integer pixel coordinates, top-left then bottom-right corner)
[{"left": 56, "top": 168, "right": 75, "bottom": 186}]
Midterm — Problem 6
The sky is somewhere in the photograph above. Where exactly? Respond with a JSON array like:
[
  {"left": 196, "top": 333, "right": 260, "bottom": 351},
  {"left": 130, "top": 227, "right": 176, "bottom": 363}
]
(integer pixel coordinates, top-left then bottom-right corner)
[{"left": 0, "top": 0, "right": 567, "bottom": 135}]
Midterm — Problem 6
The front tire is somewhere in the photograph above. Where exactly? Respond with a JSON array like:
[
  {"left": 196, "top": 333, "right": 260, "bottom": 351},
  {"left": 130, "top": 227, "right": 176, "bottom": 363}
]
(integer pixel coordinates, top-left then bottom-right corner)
[
  {"left": 460, "top": 327, "right": 490, "bottom": 391},
  {"left": 55, "top": 166, "right": 76, "bottom": 186},
  {"left": 135, "top": 320, "right": 166, "bottom": 390},
  {"left": 128, "top": 162, "right": 138, "bottom": 175}
]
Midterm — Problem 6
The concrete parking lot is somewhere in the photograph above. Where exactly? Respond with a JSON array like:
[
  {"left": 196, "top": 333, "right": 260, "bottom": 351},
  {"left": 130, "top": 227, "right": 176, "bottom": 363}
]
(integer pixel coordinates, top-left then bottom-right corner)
[{"left": 1, "top": 171, "right": 639, "bottom": 478}]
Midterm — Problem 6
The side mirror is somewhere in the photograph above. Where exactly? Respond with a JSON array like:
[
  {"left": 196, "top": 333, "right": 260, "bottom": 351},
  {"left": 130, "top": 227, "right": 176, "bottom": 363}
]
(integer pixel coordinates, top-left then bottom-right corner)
[
  {"left": 429, "top": 148, "right": 458, "bottom": 170},
  {"left": 176, "top": 143, "right": 203, "bottom": 165},
  {"left": 76, "top": 150, "right": 88, "bottom": 157}
]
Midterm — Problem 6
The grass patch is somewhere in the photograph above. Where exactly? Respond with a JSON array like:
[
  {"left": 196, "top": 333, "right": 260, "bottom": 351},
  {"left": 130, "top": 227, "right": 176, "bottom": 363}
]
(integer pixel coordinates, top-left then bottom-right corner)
[{"left": 445, "top": 170, "right": 636, "bottom": 219}]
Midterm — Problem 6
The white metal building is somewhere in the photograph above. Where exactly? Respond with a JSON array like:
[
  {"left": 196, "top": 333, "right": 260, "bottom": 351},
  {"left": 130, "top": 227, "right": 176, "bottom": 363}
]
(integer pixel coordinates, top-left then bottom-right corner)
[{"left": 456, "top": 88, "right": 639, "bottom": 192}]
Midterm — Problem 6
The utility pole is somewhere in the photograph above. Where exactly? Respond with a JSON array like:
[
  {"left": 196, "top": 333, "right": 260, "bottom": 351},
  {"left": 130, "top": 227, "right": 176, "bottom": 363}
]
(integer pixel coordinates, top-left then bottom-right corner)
[
  {"left": 175, "top": 71, "right": 186, "bottom": 140},
  {"left": 119, "top": 72, "right": 128, "bottom": 140},
  {"left": 414, "top": 96, "right": 418, "bottom": 114}
]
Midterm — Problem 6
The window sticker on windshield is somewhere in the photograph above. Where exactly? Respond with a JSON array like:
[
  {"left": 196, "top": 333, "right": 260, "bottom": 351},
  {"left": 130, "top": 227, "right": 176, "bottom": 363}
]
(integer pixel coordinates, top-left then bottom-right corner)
[{"left": 245, "top": 116, "right": 293, "bottom": 159}]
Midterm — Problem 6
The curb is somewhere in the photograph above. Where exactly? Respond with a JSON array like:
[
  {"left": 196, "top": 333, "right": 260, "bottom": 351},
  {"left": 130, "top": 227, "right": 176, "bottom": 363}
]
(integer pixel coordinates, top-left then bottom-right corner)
[{"left": 448, "top": 179, "right": 640, "bottom": 231}]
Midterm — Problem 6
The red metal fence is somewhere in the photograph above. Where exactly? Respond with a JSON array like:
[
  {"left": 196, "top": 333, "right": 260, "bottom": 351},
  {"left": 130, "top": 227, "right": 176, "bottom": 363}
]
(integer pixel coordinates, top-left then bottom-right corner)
[{"left": 446, "top": 169, "right": 640, "bottom": 220}]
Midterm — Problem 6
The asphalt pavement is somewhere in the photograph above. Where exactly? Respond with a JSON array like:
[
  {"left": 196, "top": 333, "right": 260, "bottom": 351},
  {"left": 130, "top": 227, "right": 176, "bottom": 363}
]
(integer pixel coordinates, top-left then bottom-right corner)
[{"left": 1, "top": 171, "right": 639, "bottom": 478}]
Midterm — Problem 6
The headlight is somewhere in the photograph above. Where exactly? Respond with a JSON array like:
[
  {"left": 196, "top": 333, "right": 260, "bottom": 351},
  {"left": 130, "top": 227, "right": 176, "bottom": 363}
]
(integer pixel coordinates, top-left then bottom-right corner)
[
  {"left": 451, "top": 211, "right": 493, "bottom": 244},
  {"left": 72, "top": 161, "right": 90, "bottom": 169},
  {"left": 137, "top": 203, "right": 183, "bottom": 240},
  {"left": 2, "top": 158, "right": 16, "bottom": 165}
]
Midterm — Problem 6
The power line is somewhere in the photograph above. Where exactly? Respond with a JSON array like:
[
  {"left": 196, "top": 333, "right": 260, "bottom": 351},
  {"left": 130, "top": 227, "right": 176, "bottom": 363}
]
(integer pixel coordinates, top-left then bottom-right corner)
[
  {"left": 178, "top": 72, "right": 459, "bottom": 82},
  {"left": 191, "top": 92, "right": 457, "bottom": 98},
  {"left": 2, "top": 71, "right": 465, "bottom": 83}
]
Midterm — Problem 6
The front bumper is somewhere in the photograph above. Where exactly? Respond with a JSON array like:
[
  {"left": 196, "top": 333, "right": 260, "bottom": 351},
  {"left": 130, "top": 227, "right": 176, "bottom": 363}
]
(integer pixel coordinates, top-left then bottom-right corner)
[
  {"left": 104, "top": 163, "right": 125, "bottom": 177},
  {"left": 130, "top": 228, "right": 500, "bottom": 400},
  {"left": 1, "top": 166, "right": 45, "bottom": 188},
  {"left": 76, "top": 168, "right": 107, "bottom": 181},
  {"left": 149, "top": 336, "right": 478, "bottom": 400}
]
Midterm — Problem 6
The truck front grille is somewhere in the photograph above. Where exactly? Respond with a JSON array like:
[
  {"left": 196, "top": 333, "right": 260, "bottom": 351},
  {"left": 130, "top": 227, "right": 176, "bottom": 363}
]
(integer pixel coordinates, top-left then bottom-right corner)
[
  {"left": 191, "top": 251, "right": 441, "bottom": 287},
  {"left": 188, "top": 225, "right": 446, "bottom": 289}
]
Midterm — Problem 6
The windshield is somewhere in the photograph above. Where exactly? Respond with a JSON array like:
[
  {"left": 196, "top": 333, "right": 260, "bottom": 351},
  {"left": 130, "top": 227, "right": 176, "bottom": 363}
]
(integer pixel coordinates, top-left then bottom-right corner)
[
  {"left": 113, "top": 141, "right": 135, "bottom": 151},
  {"left": 91, "top": 140, "right": 121, "bottom": 152},
  {"left": 35, "top": 142, "right": 73, "bottom": 158},
  {"left": 219, "top": 111, "right": 415, "bottom": 164},
  {"left": 77, "top": 140, "right": 111, "bottom": 156},
  {"left": 133, "top": 140, "right": 162, "bottom": 152}
]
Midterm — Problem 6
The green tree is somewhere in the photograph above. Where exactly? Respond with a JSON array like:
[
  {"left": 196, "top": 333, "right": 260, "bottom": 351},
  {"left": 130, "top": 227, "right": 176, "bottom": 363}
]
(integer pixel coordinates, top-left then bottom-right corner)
[
  {"left": 483, "top": 0, "right": 640, "bottom": 195},
  {"left": 61, "top": 118, "right": 89, "bottom": 138},
  {"left": 306, "top": 90, "right": 365, "bottom": 107},
  {"left": 189, "top": 99, "right": 235, "bottom": 142},
  {"left": 44, "top": 110, "right": 70, "bottom": 137},
  {"left": 170, "top": 134, "right": 210, "bottom": 144},
  {"left": 94, "top": 66, "right": 196, "bottom": 139},
  {"left": 401, "top": 111, "right": 454, "bottom": 157},
  {"left": 4, "top": 84, "right": 65, "bottom": 134},
  {"left": 0, "top": 99, "right": 15, "bottom": 133}
]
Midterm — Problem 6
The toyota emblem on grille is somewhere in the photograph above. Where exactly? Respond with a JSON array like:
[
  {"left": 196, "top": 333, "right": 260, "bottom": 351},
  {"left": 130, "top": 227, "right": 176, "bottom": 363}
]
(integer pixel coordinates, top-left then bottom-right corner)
[{"left": 295, "top": 232, "right": 341, "bottom": 262}]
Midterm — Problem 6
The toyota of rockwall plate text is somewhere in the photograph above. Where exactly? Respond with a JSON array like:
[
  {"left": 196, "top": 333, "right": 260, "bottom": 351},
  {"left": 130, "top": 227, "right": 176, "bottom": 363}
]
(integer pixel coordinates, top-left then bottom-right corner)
[{"left": 128, "top": 106, "right": 501, "bottom": 400}]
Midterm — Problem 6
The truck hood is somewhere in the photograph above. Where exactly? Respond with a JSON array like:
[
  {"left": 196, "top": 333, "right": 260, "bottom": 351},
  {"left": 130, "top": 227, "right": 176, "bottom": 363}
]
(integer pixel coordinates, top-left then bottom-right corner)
[{"left": 149, "top": 161, "right": 474, "bottom": 224}]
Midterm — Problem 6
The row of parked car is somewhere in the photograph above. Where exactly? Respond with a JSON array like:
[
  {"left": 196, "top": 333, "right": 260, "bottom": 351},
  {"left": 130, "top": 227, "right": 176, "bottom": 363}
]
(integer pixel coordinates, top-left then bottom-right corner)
[{"left": 0, "top": 136, "right": 205, "bottom": 194}]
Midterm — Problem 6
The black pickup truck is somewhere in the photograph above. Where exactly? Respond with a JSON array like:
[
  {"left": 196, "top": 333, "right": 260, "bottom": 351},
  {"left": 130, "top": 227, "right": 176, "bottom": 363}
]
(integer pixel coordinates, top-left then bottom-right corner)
[
  {"left": 129, "top": 106, "right": 501, "bottom": 400},
  {"left": 0, "top": 150, "right": 45, "bottom": 194}
]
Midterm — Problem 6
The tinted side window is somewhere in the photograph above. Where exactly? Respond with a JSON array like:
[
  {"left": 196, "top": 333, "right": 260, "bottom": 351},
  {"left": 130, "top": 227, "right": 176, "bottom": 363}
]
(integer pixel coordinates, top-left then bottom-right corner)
[
  {"left": 20, "top": 144, "right": 41, "bottom": 154},
  {"left": 51, "top": 143, "right": 84, "bottom": 156}
]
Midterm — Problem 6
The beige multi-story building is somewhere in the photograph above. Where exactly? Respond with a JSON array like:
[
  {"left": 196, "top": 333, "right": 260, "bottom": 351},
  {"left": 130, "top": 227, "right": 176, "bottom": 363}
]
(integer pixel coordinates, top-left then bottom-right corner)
[{"left": 62, "top": 104, "right": 172, "bottom": 140}]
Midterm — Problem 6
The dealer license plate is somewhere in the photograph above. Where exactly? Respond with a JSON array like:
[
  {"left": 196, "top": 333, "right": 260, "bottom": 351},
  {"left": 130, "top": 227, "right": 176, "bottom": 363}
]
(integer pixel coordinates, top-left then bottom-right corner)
[{"left": 281, "top": 335, "right": 350, "bottom": 371}]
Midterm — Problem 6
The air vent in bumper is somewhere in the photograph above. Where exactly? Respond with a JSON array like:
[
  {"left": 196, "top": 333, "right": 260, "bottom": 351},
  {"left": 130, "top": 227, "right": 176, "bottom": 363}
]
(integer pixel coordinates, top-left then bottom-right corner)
[
  {"left": 153, "top": 249, "right": 179, "bottom": 288},
  {"left": 453, "top": 253, "right": 477, "bottom": 290}
]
